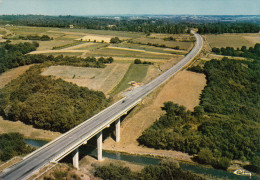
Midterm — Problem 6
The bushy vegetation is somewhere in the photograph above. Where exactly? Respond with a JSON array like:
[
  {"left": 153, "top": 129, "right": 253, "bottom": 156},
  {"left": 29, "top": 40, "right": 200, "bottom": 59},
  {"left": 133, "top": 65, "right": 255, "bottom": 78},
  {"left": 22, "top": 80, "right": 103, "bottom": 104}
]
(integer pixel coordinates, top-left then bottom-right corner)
[
  {"left": 94, "top": 159, "right": 204, "bottom": 180},
  {"left": 98, "top": 56, "right": 114, "bottom": 63},
  {"left": 138, "top": 58, "right": 260, "bottom": 169},
  {"left": 198, "top": 23, "right": 260, "bottom": 34},
  {"left": 0, "top": 65, "right": 109, "bottom": 133},
  {"left": 110, "top": 37, "right": 121, "bottom": 44},
  {"left": 187, "top": 65, "right": 204, "bottom": 73},
  {"left": 18, "top": 34, "right": 52, "bottom": 41},
  {"left": 0, "top": 41, "right": 110, "bottom": 74},
  {"left": 0, "top": 133, "right": 34, "bottom": 161},
  {"left": 212, "top": 43, "right": 260, "bottom": 59},
  {"left": 134, "top": 59, "right": 153, "bottom": 65}
]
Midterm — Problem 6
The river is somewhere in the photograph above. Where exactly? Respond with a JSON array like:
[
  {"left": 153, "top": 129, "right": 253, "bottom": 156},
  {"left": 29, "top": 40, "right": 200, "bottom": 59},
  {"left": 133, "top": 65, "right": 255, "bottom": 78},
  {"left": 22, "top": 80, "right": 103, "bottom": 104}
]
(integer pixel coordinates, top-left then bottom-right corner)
[{"left": 24, "top": 139, "right": 257, "bottom": 180}]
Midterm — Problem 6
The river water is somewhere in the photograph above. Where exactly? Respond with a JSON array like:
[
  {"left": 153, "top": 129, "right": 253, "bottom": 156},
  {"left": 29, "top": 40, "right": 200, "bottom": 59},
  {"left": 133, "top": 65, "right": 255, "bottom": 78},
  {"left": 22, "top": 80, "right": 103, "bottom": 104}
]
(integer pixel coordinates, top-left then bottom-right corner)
[{"left": 24, "top": 139, "right": 257, "bottom": 180}]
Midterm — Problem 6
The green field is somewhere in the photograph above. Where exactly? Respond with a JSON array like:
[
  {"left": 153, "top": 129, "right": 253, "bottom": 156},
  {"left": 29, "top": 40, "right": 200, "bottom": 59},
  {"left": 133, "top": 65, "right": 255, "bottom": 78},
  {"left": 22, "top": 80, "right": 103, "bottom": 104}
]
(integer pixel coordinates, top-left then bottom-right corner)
[
  {"left": 42, "top": 52, "right": 84, "bottom": 57},
  {"left": 85, "top": 48, "right": 174, "bottom": 59},
  {"left": 133, "top": 37, "right": 193, "bottom": 51},
  {"left": 110, "top": 43, "right": 185, "bottom": 55},
  {"left": 0, "top": 30, "right": 6, "bottom": 35},
  {"left": 76, "top": 43, "right": 109, "bottom": 50},
  {"left": 112, "top": 64, "right": 149, "bottom": 94},
  {"left": 5, "top": 26, "right": 53, "bottom": 35}
]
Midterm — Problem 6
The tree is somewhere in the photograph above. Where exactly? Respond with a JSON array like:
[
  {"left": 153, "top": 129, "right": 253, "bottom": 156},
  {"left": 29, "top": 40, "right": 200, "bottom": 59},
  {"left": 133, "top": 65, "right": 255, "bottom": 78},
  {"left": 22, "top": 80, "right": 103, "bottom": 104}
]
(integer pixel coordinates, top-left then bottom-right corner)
[
  {"left": 197, "top": 148, "right": 213, "bottom": 164},
  {"left": 110, "top": 37, "right": 121, "bottom": 44},
  {"left": 193, "top": 106, "right": 204, "bottom": 118},
  {"left": 134, "top": 59, "right": 142, "bottom": 64}
]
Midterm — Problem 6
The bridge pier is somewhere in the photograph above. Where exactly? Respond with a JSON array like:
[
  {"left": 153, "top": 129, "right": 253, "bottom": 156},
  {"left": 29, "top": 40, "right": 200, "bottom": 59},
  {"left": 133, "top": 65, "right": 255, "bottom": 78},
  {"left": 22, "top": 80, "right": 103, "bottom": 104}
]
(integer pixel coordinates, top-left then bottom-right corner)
[
  {"left": 97, "top": 131, "right": 103, "bottom": 161},
  {"left": 72, "top": 148, "right": 79, "bottom": 169},
  {"left": 115, "top": 118, "right": 120, "bottom": 142}
]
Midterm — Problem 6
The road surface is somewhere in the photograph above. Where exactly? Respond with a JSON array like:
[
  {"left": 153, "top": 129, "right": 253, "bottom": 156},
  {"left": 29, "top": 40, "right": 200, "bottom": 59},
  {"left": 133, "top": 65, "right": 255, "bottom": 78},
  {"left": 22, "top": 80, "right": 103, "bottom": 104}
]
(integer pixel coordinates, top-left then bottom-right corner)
[{"left": 0, "top": 31, "right": 203, "bottom": 180}]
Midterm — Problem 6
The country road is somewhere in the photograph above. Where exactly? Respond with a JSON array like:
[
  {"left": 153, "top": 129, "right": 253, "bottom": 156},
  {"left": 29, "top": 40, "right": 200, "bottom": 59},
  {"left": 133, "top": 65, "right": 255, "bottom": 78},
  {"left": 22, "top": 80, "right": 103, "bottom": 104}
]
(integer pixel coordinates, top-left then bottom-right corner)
[{"left": 0, "top": 31, "right": 203, "bottom": 180}]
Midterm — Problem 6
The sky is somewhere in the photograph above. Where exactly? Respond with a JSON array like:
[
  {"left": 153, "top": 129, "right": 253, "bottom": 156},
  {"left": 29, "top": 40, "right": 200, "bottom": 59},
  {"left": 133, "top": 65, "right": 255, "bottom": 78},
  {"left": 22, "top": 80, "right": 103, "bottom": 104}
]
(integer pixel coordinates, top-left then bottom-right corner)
[{"left": 0, "top": 0, "right": 259, "bottom": 16}]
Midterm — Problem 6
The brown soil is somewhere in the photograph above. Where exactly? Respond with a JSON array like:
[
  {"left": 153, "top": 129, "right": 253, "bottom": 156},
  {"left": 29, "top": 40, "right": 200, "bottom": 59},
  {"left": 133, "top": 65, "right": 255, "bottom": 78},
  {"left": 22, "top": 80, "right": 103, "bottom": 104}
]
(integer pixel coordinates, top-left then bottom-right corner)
[
  {"left": 41, "top": 63, "right": 130, "bottom": 95},
  {"left": 0, "top": 116, "right": 61, "bottom": 141},
  {"left": 0, "top": 65, "right": 33, "bottom": 89},
  {"left": 103, "top": 70, "right": 206, "bottom": 162}
]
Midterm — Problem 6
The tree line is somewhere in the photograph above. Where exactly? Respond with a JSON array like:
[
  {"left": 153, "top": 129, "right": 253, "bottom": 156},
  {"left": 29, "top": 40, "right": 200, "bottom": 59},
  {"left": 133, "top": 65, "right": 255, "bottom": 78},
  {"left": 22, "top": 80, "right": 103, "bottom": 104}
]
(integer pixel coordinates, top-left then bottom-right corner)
[
  {"left": 94, "top": 159, "right": 205, "bottom": 180},
  {"left": 0, "top": 65, "right": 109, "bottom": 133},
  {"left": 212, "top": 43, "right": 260, "bottom": 59},
  {"left": 138, "top": 58, "right": 260, "bottom": 169},
  {"left": 198, "top": 23, "right": 260, "bottom": 34},
  {"left": 18, "top": 34, "right": 52, "bottom": 41},
  {"left": 0, "top": 41, "right": 113, "bottom": 74}
]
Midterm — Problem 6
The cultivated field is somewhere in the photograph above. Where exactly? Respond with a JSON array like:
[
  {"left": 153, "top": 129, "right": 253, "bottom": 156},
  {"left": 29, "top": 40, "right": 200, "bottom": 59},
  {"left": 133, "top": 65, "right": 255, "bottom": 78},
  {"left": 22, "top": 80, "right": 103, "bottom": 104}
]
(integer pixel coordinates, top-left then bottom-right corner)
[
  {"left": 110, "top": 43, "right": 186, "bottom": 55},
  {"left": 41, "top": 63, "right": 131, "bottom": 95},
  {"left": 57, "top": 28, "right": 144, "bottom": 38},
  {"left": 112, "top": 64, "right": 150, "bottom": 95},
  {"left": 5, "top": 25, "right": 192, "bottom": 66},
  {"left": 77, "top": 34, "right": 130, "bottom": 43},
  {"left": 132, "top": 37, "right": 193, "bottom": 51},
  {"left": 84, "top": 48, "right": 176, "bottom": 59},
  {"left": 205, "top": 33, "right": 260, "bottom": 48}
]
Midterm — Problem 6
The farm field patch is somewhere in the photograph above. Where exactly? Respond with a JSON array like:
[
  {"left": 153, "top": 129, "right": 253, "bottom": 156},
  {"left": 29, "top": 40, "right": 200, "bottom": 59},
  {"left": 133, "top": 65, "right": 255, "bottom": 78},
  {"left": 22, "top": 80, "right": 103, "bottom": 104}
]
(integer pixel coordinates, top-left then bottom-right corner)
[
  {"left": 41, "top": 63, "right": 131, "bottom": 95},
  {"left": 85, "top": 48, "right": 175, "bottom": 59},
  {"left": 112, "top": 64, "right": 150, "bottom": 94},
  {"left": 205, "top": 33, "right": 260, "bottom": 48},
  {"left": 132, "top": 37, "right": 193, "bottom": 51}
]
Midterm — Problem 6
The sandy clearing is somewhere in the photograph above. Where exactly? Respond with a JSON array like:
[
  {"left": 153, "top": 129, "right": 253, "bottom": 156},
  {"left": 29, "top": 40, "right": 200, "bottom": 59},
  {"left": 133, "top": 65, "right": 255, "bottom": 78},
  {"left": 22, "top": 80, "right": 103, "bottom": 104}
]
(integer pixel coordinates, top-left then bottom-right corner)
[
  {"left": 0, "top": 65, "right": 33, "bottom": 89},
  {"left": 103, "top": 70, "right": 206, "bottom": 161},
  {"left": 107, "top": 46, "right": 175, "bottom": 55},
  {"left": 0, "top": 116, "right": 61, "bottom": 141},
  {"left": 243, "top": 35, "right": 260, "bottom": 45},
  {"left": 77, "top": 34, "right": 130, "bottom": 43},
  {"left": 41, "top": 63, "right": 130, "bottom": 95}
]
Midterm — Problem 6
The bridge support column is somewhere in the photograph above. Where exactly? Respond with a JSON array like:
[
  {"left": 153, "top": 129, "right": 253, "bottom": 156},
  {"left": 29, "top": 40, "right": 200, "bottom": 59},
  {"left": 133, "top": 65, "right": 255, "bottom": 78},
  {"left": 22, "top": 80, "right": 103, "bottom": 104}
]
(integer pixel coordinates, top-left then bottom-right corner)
[
  {"left": 115, "top": 118, "right": 120, "bottom": 142},
  {"left": 97, "top": 131, "right": 103, "bottom": 161},
  {"left": 72, "top": 148, "right": 79, "bottom": 169}
]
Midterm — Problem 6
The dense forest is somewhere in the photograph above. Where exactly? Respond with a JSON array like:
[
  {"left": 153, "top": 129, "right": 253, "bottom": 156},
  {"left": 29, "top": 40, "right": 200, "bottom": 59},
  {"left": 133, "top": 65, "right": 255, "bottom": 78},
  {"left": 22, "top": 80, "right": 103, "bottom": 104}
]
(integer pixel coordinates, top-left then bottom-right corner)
[
  {"left": 138, "top": 58, "right": 260, "bottom": 169},
  {"left": 212, "top": 43, "right": 260, "bottom": 59},
  {"left": 0, "top": 15, "right": 187, "bottom": 34},
  {"left": 1, "top": 15, "right": 259, "bottom": 34},
  {"left": 198, "top": 23, "right": 260, "bottom": 34},
  {"left": 0, "top": 133, "right": 34, "bottom": 161},
  {"left": 94, "top": 159, "right": 204, "bottom": 180},
  {"left": 0, "top": 65, "right": 109, "bottom": 132},
  {"left": 0, "top": 41, "right": 113, "bottom": 74}
]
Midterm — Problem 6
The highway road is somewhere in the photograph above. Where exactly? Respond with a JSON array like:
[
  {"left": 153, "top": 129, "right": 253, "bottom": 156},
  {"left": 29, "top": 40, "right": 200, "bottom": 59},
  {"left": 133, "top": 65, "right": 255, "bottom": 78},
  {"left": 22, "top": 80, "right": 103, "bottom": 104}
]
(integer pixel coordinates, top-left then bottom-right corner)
[{"left": 0, "top": 31, "right": 203, "bottom": 180}]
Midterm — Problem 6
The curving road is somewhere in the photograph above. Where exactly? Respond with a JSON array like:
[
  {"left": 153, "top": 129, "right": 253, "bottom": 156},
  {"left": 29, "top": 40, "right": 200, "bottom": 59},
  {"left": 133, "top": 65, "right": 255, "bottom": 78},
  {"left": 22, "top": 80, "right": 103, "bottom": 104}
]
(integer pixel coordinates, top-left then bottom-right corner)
[{"left": 0, "top": 31, "right": 203, "bottom": 180}]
